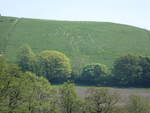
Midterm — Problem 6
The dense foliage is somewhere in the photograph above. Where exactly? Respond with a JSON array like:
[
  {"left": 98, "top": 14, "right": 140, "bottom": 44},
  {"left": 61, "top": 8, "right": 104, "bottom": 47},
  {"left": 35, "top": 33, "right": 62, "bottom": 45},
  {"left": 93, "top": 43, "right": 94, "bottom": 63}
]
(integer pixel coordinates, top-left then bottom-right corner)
[
  {"left": 0, "top": 56, "right": 56, "bottom": 113},
  {"left": 80, "top": 64, "right": 109, "bottom": 85},
  {"left": 37, "top": 50, "right": 72, "bottom": 83},
  {"left": 59, "top": 82, "right": 82, "bottom": 113},
  {"left": 0, "top": 58, "right": 150, "bottom": 113},
  {"left": 17, "top": 44, "right": 35, "bottom": 72},
  {"left": 138, "top": 56, "right": 150, "bottom": 87},
  {"left": 113, "top": 54, "right": 150, "bottom": 87},
  {"left": 17, "top": 46, "right": 72, "bottom": 83},
  {"left": 17, "top": 45, "right": 150, "bottom": 87}
]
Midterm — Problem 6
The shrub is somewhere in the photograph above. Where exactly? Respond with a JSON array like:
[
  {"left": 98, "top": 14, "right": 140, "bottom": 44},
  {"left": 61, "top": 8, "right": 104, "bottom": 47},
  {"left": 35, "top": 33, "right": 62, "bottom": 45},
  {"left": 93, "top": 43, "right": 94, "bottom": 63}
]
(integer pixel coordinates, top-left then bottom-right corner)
[{"left": 0, "top": 58, "right": 58, "bottom": 113}]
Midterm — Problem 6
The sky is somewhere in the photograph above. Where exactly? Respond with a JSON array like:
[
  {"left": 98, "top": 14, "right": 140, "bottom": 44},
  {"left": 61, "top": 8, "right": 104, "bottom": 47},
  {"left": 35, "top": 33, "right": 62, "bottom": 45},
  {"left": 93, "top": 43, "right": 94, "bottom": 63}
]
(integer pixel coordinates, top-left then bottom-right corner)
[{"left": 0, "top": 0, "right": 150, "bottom": 30}]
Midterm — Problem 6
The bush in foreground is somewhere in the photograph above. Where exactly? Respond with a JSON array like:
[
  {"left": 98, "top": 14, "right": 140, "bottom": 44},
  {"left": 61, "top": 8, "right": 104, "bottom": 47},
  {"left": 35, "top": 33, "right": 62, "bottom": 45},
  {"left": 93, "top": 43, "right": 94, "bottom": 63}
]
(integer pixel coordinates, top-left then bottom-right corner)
[
  {"left": 59, "top": 82, "right": 82, "bottom": 113},
  {"left": 84, "top": 88, "right": 120, "bottom": 113},
  {"left": 127, "top": 95, "right": 150, "bottom": 113},
  {"left": 0, "top": 56, "right": 57, "bottom": 113}
]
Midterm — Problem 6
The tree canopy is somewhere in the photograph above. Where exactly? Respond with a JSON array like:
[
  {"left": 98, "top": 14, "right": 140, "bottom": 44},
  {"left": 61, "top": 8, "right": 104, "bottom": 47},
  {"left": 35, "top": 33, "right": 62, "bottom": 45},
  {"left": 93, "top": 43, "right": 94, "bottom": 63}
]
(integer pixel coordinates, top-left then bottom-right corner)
[
  {"left": 37, "top": 50, "right": 72, "bottom": 82},
  {"left": 113, "top": 54, "right": 150, "bottom": 87},
  {"left": 17, "top": 44, "right": 35, "bottom": 72},
  {"left": 81, "top": 63, "right": 109, "bottom": 85}
]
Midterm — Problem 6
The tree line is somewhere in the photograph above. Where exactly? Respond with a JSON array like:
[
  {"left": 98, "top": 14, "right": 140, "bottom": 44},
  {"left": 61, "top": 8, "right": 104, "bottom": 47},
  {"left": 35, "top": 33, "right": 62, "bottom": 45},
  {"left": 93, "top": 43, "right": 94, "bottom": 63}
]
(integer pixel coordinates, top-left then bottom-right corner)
[
  {"left": 17, "top": 44, "right": 150, "bottom": 87},
  {"left": 0, "top": 57, "right": 150, "bottom": 113}
]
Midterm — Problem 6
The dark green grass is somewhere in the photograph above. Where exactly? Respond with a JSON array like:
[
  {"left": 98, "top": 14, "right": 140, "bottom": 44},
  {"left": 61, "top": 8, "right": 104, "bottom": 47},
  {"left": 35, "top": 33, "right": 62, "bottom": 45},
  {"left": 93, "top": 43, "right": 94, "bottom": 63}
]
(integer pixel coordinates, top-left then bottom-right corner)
[{"left": 1, "top": 16, "right": 150, "bottom": 72}]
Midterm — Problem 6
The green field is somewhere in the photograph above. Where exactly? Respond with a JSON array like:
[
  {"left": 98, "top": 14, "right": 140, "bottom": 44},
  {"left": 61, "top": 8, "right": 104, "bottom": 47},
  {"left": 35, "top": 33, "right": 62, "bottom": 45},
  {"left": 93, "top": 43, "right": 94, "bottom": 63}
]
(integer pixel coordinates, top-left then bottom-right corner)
[{"left": 0, "top": 16, "right": 150, "bottom": 72}]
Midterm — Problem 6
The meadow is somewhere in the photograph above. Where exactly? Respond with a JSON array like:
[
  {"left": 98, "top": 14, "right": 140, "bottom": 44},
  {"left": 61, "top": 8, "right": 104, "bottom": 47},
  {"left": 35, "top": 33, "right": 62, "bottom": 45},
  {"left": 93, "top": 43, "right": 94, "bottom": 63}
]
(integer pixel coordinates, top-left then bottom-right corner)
[{"left": 0, "top": 16, "right": 150, "bottom": 72}]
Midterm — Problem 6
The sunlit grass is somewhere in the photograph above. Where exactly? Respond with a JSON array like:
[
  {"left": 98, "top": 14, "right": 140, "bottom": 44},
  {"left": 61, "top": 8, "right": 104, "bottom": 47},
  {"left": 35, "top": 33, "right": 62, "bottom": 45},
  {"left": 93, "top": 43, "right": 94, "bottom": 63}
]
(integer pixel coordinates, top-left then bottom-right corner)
[{"left": 1, "top": 16, "right": 150, "bottom": 72}]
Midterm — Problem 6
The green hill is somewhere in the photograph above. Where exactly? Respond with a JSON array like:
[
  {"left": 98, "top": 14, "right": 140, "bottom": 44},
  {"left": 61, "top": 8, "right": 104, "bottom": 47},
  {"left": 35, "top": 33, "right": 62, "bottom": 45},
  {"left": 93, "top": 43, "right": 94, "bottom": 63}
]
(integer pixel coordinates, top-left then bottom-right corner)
[
  {"left": 0, "top": 16, "right": 150, "bottom": 72},
  {"left": 0, "top": 16, "right": 18, "bottom": 52}
]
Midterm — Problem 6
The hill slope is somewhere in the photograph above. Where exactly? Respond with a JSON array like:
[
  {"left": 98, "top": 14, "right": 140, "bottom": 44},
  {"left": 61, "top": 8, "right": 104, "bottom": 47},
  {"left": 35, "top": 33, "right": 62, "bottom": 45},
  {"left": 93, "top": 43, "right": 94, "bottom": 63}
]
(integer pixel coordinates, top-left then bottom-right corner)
[
  {"left": 0, "top": 16, "right": 150, "bottom": 72},
  {"left": 0, "top": 16, "right": 18, "bottom": 52}
]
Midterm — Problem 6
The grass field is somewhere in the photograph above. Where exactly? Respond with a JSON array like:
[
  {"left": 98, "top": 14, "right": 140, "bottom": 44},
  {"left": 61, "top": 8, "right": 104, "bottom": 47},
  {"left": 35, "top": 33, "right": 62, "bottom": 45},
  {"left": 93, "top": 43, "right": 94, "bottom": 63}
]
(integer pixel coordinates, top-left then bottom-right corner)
[{"left": 0, "top": 16, "right": 150, "bottom": 72}]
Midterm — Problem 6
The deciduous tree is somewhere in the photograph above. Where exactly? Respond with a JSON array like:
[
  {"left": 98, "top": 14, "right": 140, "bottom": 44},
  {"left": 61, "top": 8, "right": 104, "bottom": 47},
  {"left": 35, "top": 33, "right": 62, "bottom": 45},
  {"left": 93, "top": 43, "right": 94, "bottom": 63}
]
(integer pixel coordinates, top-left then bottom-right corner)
[
  {"left": 81, "top": 64, "right": 109, "bottom": 85},
  {"left": 37, "top": 50, "right": 72, "bottom": 83},
  {"left": 85, "top": 88, "right": 119, "bottom": 113},
  {"left": 59, "top": 82, "right": 82, "bottom": 113},
  {"left": 17, "top": 44, "right": 36, "bottom": 72}
]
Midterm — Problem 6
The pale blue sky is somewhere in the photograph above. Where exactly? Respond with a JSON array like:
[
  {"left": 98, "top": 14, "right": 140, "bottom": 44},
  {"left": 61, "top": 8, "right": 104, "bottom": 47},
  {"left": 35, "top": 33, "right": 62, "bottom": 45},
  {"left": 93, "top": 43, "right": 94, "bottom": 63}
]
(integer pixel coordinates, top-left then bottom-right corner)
[{"left": 0, "top": 0, "right": 150, "bottom": 30}]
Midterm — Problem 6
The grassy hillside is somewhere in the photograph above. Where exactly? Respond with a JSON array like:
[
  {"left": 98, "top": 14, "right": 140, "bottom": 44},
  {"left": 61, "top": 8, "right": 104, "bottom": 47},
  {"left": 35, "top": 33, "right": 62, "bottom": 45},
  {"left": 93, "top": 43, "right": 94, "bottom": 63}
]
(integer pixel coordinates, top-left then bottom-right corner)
[
  {"left": 0, "top": 16, "right": 150, "bottom": 72},
  {"left": 0, "top": 16, "right": 17, "bottom": 52}
]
